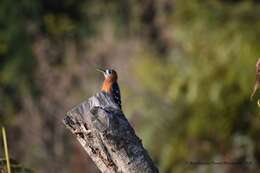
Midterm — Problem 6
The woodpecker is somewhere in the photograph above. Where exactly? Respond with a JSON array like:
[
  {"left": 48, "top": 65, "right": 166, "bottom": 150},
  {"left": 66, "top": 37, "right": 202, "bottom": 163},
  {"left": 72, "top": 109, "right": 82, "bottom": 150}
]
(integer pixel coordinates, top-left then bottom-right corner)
[{"left": 97, "top": 68, "right": 121, "bottom": 109}]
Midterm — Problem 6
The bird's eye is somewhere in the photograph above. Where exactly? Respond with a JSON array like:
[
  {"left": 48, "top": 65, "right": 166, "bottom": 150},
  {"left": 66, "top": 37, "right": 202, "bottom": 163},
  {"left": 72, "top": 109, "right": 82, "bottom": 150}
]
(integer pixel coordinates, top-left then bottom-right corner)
[{"left": 106, "top": 69, "right": 112, "bottom": 75}]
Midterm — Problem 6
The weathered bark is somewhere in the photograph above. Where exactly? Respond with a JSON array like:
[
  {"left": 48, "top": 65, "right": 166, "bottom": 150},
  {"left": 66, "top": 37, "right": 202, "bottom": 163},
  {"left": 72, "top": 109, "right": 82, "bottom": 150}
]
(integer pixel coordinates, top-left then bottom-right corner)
[{"left": 63, "top": 92, "right": 159, "bottom": 173}]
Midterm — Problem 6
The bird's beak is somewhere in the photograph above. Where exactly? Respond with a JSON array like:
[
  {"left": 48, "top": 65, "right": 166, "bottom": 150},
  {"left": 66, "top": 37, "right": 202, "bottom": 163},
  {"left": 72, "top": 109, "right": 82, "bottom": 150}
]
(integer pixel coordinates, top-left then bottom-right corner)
[{"left": 96, "top": 68, "right": 105, "bottom": 75}]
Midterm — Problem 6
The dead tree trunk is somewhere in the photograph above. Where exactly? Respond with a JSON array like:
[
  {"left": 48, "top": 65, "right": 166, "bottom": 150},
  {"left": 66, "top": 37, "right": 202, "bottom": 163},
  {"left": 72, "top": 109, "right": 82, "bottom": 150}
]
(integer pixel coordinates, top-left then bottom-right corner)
[{"left": 63, "top": 92, "right": 159, "bottom": 173}]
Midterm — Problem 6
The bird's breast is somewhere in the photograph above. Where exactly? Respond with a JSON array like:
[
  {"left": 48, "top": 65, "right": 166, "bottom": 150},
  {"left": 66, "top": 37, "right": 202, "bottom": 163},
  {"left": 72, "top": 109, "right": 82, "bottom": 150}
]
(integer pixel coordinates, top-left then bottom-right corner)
[{"left": 101, "top": 81, "right": 113, "bottom": 93}]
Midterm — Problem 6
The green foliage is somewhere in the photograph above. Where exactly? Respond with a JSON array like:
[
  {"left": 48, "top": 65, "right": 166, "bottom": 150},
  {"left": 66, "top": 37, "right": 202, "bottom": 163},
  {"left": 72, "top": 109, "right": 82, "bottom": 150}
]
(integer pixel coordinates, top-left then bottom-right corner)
[
  {"left": 134, "top": 1, "right": 260, "bottom": 172},
  {"left": 1, "top": 0, "right": 260, "bottom": 173}
]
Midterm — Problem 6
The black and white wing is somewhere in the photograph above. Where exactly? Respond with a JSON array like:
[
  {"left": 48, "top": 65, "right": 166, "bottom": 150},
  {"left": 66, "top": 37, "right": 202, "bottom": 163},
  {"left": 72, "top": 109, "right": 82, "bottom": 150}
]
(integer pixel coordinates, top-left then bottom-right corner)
[{"left": 112, "top": 82, "right": 121, "bottom": 109}]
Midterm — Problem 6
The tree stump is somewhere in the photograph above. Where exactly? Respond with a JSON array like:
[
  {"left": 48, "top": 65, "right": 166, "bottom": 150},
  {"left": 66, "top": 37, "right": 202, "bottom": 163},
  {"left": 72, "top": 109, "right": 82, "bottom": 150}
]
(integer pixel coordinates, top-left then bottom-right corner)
[{"left": 63, "top": 92, "right": 159, "bottom": 173}]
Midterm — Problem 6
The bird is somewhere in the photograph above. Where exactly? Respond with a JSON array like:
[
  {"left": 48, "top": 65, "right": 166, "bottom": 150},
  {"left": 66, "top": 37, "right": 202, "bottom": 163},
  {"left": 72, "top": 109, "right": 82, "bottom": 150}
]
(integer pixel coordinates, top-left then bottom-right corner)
[{"left": 97, "top": 68, "right": 121, "bottom": 109}]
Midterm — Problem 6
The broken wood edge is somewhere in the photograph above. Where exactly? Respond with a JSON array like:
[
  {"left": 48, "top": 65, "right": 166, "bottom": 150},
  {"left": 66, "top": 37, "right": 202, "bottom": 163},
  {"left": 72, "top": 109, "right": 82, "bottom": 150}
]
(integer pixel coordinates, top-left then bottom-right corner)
[{"left": 63, "top": 92, "right": 159, "bottom": 173}]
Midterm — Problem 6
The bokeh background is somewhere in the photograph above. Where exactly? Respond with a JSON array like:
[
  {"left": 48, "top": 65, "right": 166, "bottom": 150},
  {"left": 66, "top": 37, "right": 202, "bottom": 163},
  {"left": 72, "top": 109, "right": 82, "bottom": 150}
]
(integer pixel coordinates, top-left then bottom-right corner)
[{"left": 0, "top": 0, "right": 260, "bottom": 173}]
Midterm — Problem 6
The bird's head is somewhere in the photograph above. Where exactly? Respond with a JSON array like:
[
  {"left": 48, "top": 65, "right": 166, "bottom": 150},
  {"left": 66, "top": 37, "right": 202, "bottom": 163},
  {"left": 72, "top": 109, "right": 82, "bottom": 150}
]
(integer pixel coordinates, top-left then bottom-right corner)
[{"left": 97, "top": 68, "right": 118, "bottom": 81}]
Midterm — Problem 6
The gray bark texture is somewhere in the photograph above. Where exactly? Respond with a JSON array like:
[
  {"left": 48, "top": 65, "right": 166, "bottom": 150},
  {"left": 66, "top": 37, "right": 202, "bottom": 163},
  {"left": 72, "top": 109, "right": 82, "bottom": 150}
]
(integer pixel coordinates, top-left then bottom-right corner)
[{"left": 63, "top": 92, "right": 159, "bottom": 173}]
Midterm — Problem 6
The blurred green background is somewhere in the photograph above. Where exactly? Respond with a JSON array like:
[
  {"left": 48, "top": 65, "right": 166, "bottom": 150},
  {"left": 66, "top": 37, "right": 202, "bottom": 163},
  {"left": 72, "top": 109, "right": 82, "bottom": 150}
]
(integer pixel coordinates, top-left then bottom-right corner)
[{"left": 0, "top": 0, "right": 260, "bottom": 173}]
